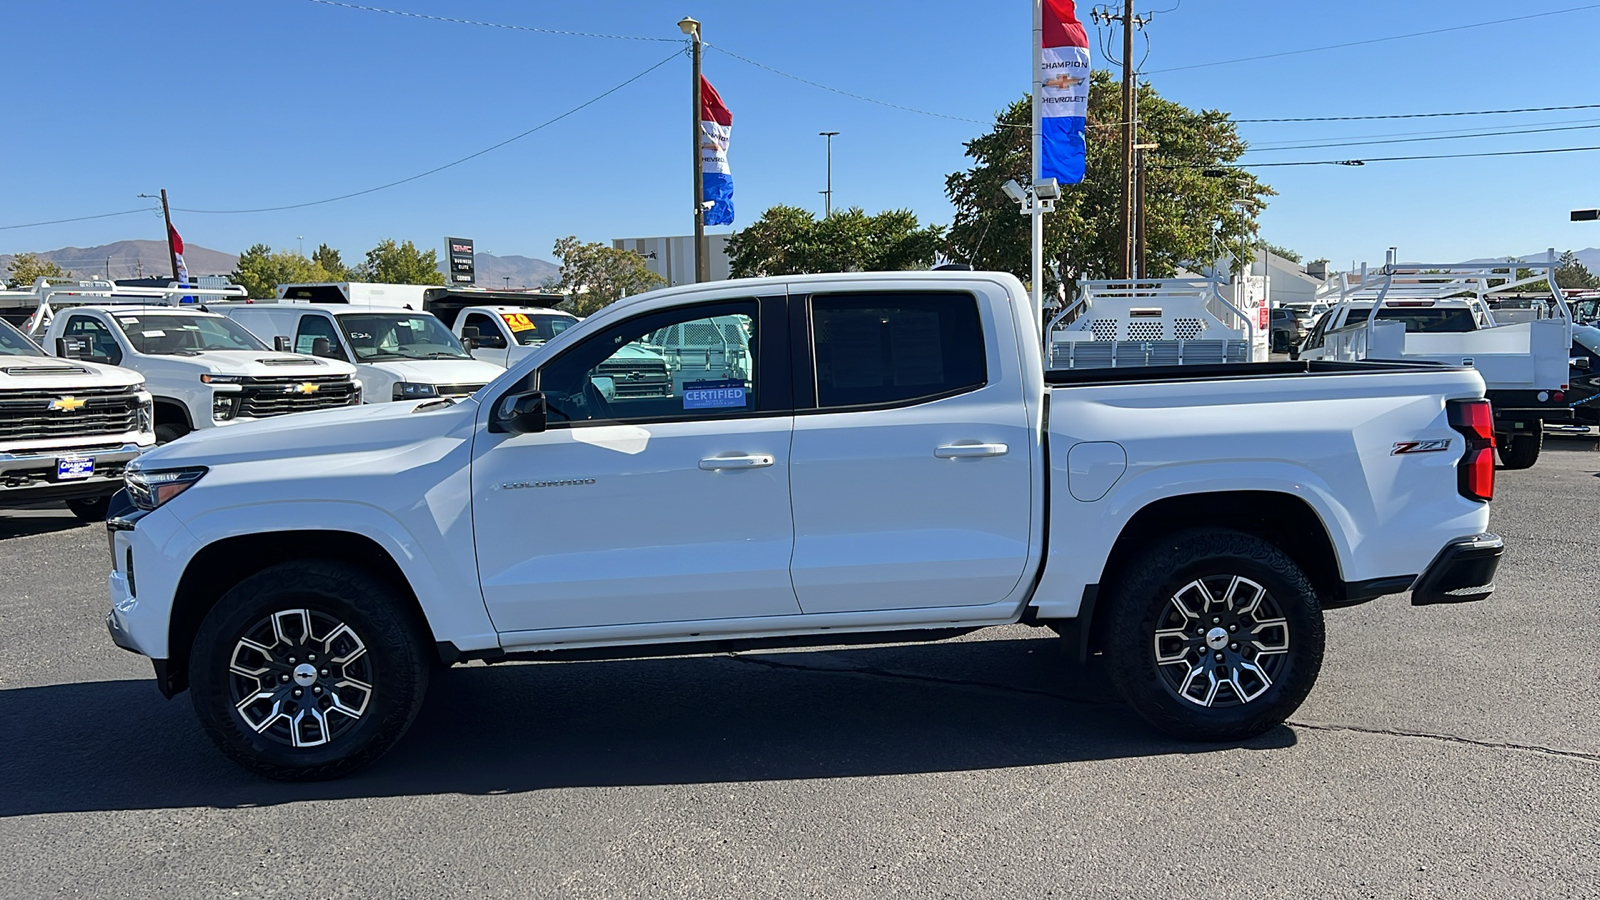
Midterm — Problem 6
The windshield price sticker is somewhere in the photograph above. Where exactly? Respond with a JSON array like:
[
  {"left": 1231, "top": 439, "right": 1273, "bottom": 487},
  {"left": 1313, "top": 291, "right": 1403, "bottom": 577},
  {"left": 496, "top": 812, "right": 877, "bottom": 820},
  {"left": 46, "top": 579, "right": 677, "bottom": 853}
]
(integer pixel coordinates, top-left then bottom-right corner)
[
  {"left": 57, "top": 456, "right": 94, "bottom": 480},
  {"left": 683, "top": 379, "right": 747, "bottom": 410},
  {"left": 501, "top": 314, "right": 537, "bottom": 332}
]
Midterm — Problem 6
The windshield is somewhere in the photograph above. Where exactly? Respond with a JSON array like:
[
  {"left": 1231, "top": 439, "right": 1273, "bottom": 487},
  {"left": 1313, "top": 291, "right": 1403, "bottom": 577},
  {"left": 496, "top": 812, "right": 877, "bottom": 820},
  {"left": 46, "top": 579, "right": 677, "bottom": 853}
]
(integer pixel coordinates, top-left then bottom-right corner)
[
  {"left": 114, "top": 313, "right": 268, "bottom": 354},
  {"left": 0, "top": 319, "right": 45, "bottom": 357},
  {"left": 339, "top": 313, "right": 471, "bottom": 361},
  {"left": 1344, "top": 306, "right": 1478, "bottom": 334},
  {"left": 501, "top": 312, "right": 578, "bottom": 346}
]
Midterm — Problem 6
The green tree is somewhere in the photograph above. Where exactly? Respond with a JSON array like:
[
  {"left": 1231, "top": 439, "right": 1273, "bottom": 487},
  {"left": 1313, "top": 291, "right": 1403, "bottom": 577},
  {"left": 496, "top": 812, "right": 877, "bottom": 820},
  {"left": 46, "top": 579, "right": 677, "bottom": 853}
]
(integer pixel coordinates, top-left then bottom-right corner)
[
  {"left": 1556, "top": 250, "right": 1600, "bottom": 290},
  {"left": 1261, "top": 242, "right": 1301, "bottom": 263},
  {"left": 5, "top": 253, "right": 70, "bottom": 286},
  {"left": 944, "top": 71, "right": 1273, "bottom": 294},
  {"left": 312, "top": 244, "right": 351, "bottom": 281},
  {"left": 727, "top": 206, "right": 945, "bottom": 277},
  {"left": 231, "top": 244, "right": 336, "bottom": 298},
  {"left": 549, "top": 236, "right": 665, "bottom": 317},
  {"left": 353, "top": 239, "right": 440, "bottom": 284}
]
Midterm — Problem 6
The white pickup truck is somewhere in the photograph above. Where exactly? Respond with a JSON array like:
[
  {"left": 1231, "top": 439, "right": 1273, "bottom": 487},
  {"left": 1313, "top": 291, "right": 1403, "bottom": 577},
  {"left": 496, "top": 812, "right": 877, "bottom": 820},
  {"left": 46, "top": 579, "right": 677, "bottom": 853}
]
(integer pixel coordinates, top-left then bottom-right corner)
[
  {"left": 103, "top": 271, "right": 1503, "bottom": 780},
  {"left": 217, "top": 303, "right": 505, "bottom": 403},
  {"left": 450, "top": 305, "right": 579, "bottom": 367},
  {"left": 0, "top": 317, "right": 154, "bottom": 520},
  {"left": 38, "top": 303, "right": 361, "bottom": 444}
]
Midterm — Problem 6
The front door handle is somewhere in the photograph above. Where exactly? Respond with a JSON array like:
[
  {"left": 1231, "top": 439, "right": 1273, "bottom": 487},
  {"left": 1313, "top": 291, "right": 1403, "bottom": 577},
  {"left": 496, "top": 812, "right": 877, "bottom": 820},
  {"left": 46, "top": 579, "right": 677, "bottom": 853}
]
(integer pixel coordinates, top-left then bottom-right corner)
[
  {"left": 699, "top": 454, "right": 776, "bottom": 470},
  {"left": 934, "top": 443, "right": 1009, "bottom": 459}
]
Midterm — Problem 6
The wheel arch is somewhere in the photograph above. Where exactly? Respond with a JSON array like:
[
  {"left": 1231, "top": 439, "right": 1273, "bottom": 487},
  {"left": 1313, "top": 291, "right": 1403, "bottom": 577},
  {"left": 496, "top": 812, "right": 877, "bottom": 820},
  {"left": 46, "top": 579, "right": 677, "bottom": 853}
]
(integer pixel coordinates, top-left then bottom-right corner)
[
  {"left": 164, "top": 530, "right": 435, "bottom": 696},
  {"left": 152, "top": 397, "right": 193, "bottom": 430},
  {"left": 1080, "top": 490, "right": 1342, "bottom": 660}
]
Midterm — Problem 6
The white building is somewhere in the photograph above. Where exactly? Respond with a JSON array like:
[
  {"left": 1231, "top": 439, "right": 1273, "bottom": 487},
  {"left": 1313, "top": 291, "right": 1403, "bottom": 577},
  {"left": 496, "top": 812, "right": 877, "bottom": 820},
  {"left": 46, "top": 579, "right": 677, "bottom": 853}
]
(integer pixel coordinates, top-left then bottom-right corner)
[
  {"left": 612, "top": 235, "right": 732, "bottom": 286},
  {"left": 1247, "top": 249, "right": 1324, "bottom": 307}
]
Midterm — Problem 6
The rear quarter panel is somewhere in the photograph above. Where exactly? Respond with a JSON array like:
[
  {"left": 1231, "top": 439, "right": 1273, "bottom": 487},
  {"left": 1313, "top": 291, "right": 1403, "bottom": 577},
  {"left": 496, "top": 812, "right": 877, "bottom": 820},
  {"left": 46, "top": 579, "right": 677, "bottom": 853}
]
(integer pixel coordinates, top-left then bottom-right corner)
[{"left": 1031, "top": 368, "right": 1492, "bottom": 618}]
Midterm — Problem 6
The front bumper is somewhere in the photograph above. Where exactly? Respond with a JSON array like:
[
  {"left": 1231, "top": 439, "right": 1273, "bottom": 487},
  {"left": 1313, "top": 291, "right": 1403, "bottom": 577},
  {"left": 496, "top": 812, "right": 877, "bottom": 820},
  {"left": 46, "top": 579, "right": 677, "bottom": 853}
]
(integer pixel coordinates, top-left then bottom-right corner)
[
  {"left": 1411, "top": 532, "right": 1503, "bottom": 605},
  {"left": 0, "top": 441, "right": 148, "bottom": 504}
]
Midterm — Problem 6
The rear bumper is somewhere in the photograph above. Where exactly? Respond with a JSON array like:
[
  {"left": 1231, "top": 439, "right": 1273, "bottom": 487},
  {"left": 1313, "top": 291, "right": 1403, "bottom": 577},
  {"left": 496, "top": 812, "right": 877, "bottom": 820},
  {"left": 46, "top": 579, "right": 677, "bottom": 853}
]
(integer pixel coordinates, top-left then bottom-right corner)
[
  {"left": 1411, "top": 533, "right": 1503, "bottom": 605},
  {"left": 1487, "top": 389, "right": 1571, "bottom": 423}
]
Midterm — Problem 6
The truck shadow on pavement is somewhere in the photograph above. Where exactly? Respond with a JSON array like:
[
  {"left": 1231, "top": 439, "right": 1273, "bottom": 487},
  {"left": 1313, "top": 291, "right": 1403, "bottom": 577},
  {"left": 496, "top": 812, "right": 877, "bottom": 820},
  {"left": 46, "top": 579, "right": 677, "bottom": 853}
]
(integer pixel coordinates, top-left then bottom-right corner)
[
  {"left": 0, "top": 513, "right": 87, "bottom": 540},
  {"left": 0, "top": 636, "right": 1295, "bottom": 817}
]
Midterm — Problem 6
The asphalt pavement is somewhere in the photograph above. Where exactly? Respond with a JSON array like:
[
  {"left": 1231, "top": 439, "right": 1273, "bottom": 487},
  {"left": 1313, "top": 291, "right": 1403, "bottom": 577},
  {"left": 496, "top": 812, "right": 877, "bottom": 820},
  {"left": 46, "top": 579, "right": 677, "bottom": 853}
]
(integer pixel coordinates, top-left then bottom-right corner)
[{"left": 2, "top": 435, "right": 1597, "bottom": 899}]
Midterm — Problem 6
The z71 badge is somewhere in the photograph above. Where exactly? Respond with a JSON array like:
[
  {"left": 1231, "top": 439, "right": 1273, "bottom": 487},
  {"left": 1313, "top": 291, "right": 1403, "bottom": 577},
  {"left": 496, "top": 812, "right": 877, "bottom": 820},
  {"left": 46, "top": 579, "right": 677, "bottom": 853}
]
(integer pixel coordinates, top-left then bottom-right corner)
[{"left": 1392, "top": 439, "right": 1452, "bottom": 455}]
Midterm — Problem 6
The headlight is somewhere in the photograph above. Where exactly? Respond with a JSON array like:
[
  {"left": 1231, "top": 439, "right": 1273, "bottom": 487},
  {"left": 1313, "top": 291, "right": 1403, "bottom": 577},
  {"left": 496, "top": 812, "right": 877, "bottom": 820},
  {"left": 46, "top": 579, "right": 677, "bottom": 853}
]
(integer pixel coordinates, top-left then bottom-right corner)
[
  {"left": 392, "top": 381, "right": 439, "bottom": 401},
  {"left": 125, "top": 466, "right": 208, "bottom": 511},
  {"left": 200, "top": 374, "right": 243, "bottom": 384},
  {"left": 212, "top": 392, "right": 236, "bottom": 422}
]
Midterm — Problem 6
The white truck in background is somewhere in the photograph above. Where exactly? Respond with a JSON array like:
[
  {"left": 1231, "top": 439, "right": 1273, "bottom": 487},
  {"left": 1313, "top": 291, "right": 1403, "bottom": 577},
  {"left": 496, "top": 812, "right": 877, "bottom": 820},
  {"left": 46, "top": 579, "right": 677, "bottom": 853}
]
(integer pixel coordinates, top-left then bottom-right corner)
[
  {"left": 0, "top": 316, "right": 153, "bottom": 520},
  {"left": 451, "top": 305, "right": 579, "bottom": 367},
  {"left": 29, "top": 281, "right": 361, "bottom": 444},
  {"left": 106, "top": 270, "right": 1502, "bottom": 780},
  {"left": 217, "top": 303, "right": 504, "bottom": 402},
  {"left": 1046, "top": 277, "right": 1268, "bottom": 369},
  {"left": 1298, "top": 252, "right": 1574, "bottom": 468}
]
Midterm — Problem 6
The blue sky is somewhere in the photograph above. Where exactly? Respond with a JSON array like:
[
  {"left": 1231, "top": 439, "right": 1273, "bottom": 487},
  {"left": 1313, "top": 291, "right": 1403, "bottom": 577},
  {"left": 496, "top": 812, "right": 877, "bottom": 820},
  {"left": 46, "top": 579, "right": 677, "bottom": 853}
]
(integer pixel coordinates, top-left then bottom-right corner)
[{"left": 5, "top": 0, "right": 1600, "bottom": 270}]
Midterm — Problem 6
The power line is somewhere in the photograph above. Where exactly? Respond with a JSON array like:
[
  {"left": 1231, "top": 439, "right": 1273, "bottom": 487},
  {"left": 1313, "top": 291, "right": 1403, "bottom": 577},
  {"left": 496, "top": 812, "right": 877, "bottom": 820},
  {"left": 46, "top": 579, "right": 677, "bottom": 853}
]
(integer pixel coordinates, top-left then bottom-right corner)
[
  {"left": 0, "top": 207, "right": 160, "bottom": 232},
  {"left": 1149, "top": 3, "right": 1600, "bottom": 74},
  {"left": 1237, "top": 102, "right": 1600, "bottom": 124},
  {"left": 1212, "top": 145, "right": 1600, "bottom": 168},
  {"left": 1245, "top": 114, "right": 1600, "bottom": 148},
  {"left": 174, "top": 48, "right": 682, "bottom": 215},
  {"left": 1244, "top": 121, "right": 1600, "bottom": 153},
  {"left": 302, "top": 0, "right": 679, "bottom": 42}
]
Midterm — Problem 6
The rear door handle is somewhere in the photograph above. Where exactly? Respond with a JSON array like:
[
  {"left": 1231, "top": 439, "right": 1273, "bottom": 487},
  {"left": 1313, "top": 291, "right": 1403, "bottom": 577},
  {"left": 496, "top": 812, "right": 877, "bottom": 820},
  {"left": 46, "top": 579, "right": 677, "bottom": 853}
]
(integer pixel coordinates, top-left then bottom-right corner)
[
  {"left": 934, "top": 443, "right": 1009, "bottom": 459},
  {"left": 699, "top": 454, "right": 776, "bottom": 470}
]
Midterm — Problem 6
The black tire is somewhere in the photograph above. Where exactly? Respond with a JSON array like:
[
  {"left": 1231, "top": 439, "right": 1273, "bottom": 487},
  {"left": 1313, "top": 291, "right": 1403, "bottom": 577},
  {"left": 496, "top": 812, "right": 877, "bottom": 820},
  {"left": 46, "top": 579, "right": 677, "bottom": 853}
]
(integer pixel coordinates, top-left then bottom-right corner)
[
  {"left": 65, "top": 495, "right": 111, "bottom": 522},
  {"left": 188, "top": 561, "right": 431, "bottom": 780},
  {"left": 154, "top": 423, "right": 188, "bottom": 445},
  {"left": 1497, "top": 429, "right": 1541, "bottom": 469},
  {"left": 1102, "top": 529, "right": 1325, "bottom": 742}
]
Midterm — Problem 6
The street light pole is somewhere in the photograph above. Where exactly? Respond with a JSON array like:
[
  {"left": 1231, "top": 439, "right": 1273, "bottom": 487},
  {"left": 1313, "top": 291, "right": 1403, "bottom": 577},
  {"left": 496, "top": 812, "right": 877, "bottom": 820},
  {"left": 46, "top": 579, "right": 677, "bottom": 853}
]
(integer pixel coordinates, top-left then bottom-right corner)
[
  {"left": 819, "top": 131, "right": 838, "bottom": 216},
  {"left": 679, "top": 17, "right": 707, "bottom": 284}
]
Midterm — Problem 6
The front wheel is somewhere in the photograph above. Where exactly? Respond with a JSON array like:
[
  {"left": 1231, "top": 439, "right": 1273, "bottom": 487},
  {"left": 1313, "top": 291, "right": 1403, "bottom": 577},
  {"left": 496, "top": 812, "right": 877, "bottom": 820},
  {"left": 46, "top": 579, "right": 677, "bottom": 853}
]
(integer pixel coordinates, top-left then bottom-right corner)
[
  {"left": 189, "top": 561, "right": 431, "bottom": 780},
  {"left": 1497, "top": 428, "right": 1541, "bottom": 469},
  {"left": 1103, "top": 529, "right": 1325, "bottom": 742},
  {"left": 66, "top": 495, "right": 111, "bottom": 522}
]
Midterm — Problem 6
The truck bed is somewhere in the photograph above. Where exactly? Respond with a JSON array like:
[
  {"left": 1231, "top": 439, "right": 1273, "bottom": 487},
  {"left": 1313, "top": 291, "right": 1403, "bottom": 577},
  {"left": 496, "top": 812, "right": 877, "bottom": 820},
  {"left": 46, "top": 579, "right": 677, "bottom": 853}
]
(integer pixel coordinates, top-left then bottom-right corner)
[{"left": 1044, "top": 358, "right": 1465, "bottom": 387}]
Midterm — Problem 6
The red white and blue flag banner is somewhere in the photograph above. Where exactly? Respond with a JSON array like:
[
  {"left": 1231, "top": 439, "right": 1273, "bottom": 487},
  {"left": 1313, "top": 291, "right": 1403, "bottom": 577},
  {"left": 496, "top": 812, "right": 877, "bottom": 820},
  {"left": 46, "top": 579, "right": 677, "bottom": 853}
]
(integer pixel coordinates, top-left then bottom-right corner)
[
  {"left": 168, "top": 223, "right": 190, "bottom": 285},
  {"left": 1040, "top": 0, "right": 1090, "bottom": 184},
  {"left": 699, "top": 76, "right": 734, "bottom": 226}
]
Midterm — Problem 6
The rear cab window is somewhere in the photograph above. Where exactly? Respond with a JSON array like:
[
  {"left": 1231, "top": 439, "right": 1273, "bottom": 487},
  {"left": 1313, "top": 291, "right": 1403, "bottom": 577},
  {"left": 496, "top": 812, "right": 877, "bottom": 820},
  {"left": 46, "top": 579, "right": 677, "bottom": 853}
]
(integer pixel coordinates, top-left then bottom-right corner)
[{"left": 808, "top": 292, "right": 986, "bottom": 409}]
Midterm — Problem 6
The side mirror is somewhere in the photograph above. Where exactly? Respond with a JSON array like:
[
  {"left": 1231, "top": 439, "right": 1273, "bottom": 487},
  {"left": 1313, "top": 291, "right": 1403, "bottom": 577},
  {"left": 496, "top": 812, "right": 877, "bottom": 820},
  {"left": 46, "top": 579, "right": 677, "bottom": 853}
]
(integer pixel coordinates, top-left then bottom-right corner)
[
  {"left": 274, "top": 335, "right": 292, "bottom": 352},
  {"left": 311, "top": 337, "right": 336, "bottom": 359},
  {"left": 1572, "top": 357, "right": 1592, "bottom": 371},
  {"left": 56, "top": 336, "right": 89, "bottom": 360},
  {"left": 492, "top": 390, "right": 547, "bottom": 434},
  {"left": 460, "top": 326, "right": 479, "bottom": 351}
]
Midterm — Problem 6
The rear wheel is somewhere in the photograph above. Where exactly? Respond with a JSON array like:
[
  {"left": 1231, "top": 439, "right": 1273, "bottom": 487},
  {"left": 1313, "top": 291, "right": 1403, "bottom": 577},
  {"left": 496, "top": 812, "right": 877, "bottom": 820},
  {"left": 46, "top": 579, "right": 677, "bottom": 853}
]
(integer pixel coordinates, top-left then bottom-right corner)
[
  {"left": 1103, "top": 529, "right": 1324, "bottom": 741},
  {"left": 189, "top": 561, "right": 431, "bottom": 780},
  {"left": 1497, "top": 428, "right": 1542, "bottom": 469},
  {"left": 65, "top": 495, "right": 111, "bottom": 522}
]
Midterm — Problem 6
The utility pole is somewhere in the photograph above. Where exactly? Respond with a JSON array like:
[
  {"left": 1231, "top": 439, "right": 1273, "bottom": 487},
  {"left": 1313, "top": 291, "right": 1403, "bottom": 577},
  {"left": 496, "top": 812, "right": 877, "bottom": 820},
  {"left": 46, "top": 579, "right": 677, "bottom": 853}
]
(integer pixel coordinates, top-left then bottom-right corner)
[
  {"left": 1120, "top": 0, "right": 1134, "bottom": 279},
  {"left": 819, "top": 131, "right": 839, "bottom": 216},
  {"left": 679, "top": 17, "right": 707, "bottom": 284}
]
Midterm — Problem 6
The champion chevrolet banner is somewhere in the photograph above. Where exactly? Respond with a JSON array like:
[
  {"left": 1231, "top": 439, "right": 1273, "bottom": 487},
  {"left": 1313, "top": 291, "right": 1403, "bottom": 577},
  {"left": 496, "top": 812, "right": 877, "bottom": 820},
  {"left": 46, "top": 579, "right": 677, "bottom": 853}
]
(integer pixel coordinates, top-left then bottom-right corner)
[{"left": 1039, "top": 0, "right": 1090, "bottom": 184}]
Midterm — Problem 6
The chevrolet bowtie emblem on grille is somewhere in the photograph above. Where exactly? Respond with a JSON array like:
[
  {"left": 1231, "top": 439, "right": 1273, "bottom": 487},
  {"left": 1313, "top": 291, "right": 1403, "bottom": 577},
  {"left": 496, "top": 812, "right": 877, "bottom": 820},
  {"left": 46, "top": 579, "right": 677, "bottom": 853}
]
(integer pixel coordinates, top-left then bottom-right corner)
[
  {"left": 286, "top": 382, "right": 320, "bottom": 395},
  {"left": 49, "top": 396, "right": 86, "bottom": 412}
]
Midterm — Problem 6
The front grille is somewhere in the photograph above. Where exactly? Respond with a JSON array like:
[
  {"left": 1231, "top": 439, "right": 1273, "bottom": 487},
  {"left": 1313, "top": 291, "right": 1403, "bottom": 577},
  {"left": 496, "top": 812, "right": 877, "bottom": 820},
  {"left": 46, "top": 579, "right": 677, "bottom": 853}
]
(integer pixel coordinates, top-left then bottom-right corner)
[
  {"left": 234, "top": 375, "right": 358, "bottom": 418},
  {"left": 0, "top": 385, "right": 143, "bottom": 442},
  {"left": 595, "top": 360, "right": 672, "bottom": 399},
  {"left": 433, "top": 383, "right": 487, "bottom": 397}
]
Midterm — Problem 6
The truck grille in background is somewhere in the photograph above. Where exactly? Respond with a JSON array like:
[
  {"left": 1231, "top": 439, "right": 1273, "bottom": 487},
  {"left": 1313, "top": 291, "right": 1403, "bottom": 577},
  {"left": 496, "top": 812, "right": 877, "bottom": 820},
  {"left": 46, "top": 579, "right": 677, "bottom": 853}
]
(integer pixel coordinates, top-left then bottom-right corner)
[
  {"left": 235, "top": 376, "right": 358, "bottom": 418},
  {"left": 0, "top": 385, "right": 142, "bottom": 442},
  {"left": 433, "top": 383, "right": 487, "bottom": 398},
  {"left": 594, "top": 359, "right": 673, "bottom": 398}
]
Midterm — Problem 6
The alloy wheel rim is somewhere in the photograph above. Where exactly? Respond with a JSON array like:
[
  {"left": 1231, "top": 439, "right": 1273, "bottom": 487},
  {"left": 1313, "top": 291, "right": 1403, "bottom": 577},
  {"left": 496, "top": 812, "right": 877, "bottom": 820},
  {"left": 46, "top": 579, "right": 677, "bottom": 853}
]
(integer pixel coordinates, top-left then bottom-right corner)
[
  {"left": 1152, "top": 575, "right": 1290, "bottom": 708},
  {"left": 228, "top": 608, "right": 373, "bottom": 748}
]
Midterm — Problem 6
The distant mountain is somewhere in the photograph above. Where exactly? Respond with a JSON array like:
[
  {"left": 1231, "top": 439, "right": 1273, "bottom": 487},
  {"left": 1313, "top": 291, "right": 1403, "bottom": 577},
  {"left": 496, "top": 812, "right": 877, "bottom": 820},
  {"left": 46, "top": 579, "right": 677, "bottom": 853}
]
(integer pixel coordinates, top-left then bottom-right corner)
[
  {"left": 1, "top": 240, "right": 239, "bottom": 282},
  {"left": 1459, "top": 248, "right": 1600, "bottom": 272},
  {"left": 2, "top": 240, "right": 560, "bottom": 289}
]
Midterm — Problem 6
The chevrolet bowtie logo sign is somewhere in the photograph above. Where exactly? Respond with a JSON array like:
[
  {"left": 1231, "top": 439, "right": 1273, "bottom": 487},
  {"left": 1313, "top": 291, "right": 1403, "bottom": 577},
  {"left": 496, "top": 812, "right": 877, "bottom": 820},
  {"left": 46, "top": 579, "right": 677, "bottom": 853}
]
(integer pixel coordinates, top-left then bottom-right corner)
[
  {"left": 285, "top": 382, "right": 320, "bottom": 395},
  {"left": 49, "top": 396, "right": 86, "bottom": 412}
]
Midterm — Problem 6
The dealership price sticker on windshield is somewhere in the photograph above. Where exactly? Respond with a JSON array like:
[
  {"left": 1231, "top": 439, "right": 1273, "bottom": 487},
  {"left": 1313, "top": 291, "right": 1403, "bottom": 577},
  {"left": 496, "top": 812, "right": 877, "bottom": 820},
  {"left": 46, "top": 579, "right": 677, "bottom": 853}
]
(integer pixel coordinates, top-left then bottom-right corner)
[{"left": 683, "top": 379, "right": 747, "bottom": 410}]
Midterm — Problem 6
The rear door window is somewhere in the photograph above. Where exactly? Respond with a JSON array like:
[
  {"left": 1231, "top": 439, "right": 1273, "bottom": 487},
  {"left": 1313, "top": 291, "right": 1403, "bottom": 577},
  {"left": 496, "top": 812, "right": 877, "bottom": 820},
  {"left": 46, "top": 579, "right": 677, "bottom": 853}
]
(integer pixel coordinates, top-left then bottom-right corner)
[{"left": 809, "top": 292, "right": 986, "bottom": 409}]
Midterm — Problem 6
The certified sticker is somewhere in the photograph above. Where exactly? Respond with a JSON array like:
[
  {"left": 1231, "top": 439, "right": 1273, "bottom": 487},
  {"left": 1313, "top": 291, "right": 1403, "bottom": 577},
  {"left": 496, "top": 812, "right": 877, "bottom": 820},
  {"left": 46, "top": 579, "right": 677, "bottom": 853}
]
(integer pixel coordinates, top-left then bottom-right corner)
[{"left": 683, "top": 379, "right": 747, "bottom": 410}]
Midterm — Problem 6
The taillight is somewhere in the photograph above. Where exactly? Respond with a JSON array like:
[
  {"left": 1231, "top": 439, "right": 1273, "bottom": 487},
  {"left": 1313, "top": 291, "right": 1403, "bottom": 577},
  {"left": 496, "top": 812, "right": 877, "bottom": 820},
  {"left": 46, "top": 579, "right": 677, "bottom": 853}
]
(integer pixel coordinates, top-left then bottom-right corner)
[{"left": 1447, "top": 398, "right": 1496, "bottom": 502}]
